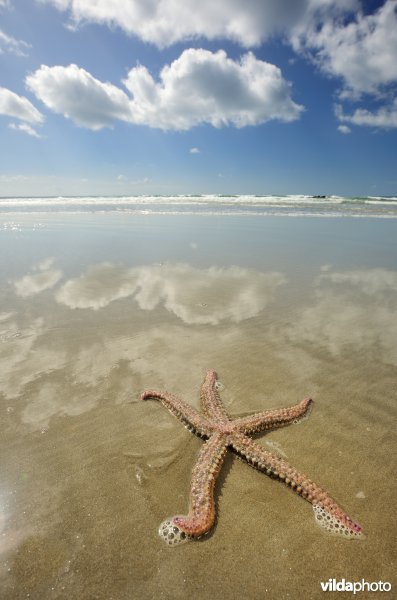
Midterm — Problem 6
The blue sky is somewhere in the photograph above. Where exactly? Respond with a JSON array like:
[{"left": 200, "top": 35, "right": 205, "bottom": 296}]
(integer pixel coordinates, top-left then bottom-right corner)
[{"left": 0, "top": 0, "right": 396, "bottom": 197}]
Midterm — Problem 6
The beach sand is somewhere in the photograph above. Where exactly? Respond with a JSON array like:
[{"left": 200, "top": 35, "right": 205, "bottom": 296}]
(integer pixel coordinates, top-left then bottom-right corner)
[{"left": 0, "top": 214, "right": 396, "bottom": 599}]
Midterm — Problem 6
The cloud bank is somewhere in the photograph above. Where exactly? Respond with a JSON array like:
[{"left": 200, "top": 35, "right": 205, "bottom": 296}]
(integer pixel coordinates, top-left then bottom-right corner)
[
  {"left": 26, "top": 50, "right": 303, "bottom": 131},
  {"left": 39, "top": 0, "right": 354, "bottom": 48}
]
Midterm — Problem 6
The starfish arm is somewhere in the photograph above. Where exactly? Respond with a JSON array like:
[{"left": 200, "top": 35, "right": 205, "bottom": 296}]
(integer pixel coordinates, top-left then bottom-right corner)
[
  {"left": 231, "top": 432, "right": 363, "bottom": 538},
  {"left": 200, "top": 369, "right": 229, "bottom": 421},
  {"left": 233, "top": 397, "right": 313, "bottom": 435},
  {"left": 169, "top": 432, "right": 229, "bottom": 538},
  {"left": 141, "top": 389, "right": 212, "bottom": 437}
]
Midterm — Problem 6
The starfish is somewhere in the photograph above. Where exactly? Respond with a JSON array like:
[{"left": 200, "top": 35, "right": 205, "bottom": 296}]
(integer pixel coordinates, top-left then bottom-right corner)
[{"left": 141, "top": 370, "right": 363, "bottom": 545}]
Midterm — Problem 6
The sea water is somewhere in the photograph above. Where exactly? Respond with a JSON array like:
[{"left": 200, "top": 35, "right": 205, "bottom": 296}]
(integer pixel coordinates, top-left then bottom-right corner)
[{"left": 1, "top": 193, "right": 397, "bottom": 218}]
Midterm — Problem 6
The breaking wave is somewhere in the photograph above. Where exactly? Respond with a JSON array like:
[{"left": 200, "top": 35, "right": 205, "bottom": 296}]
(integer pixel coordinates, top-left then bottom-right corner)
[{"left": 1, "top": 194, "right": 397, "bottom": 218}]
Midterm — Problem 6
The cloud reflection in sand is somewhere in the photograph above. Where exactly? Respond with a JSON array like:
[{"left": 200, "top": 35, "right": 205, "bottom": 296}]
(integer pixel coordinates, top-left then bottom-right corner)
[
  {"left": 282, "top": 267, "right": 397, "bottom": 365},
  {"left": 18, "top": 324, "right": 244, "bottom": 428},
  {"left": 0, "top": 314, "right": 66, "bottom": 399},
  {"left": 56, "top": 263, "right": 286, "bottom": 325},
  {"left": 21, "top": 381, "right": 97, "bottom": 427},
  {"left": 318, "top": 267, "right": 397, "bottom": 296},
  {"left": 3, "top": 263, "right": 396, "bottom": 430},
  {"left": 13, "top": 258, "right": 62, "bottom": 297}
]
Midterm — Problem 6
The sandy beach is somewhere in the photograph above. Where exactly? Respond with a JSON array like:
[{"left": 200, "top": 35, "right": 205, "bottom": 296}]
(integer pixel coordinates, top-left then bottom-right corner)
[{"left": 0, "top": 213, "right": 396, "bottom": 599}]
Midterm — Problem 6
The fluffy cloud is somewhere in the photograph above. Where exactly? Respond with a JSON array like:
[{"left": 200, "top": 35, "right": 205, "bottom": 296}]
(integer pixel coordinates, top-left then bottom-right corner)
[
  {"left": 26, "top": 64, "right": 133, "bottom": 130},
  {"left": 293, "top": 2, "right": 397, "bottom": 130},
  {"left": 124, "top": 49, "right": 303, "bottom": 129},
  {"left": 337, "top": 125, "right": 351, "bottom": 134},
  {"left": 39, "top": 0, "right": 356, "bottom": 48},
  {"left": 26, "top": 50, "right": 303, "bottom": 131},
  {"left": 296, "top": 1, "right": 397, "bottom": 98},
  {"left": 33, "top": 2, "right": 396, "bottom": 131},
  {"left": 0, "top": 86, "right": 43, "bottom": 123},
  {"left": 38, "top": 0, "right": 303, "bottom": 47},
  {"left": 337, "top": 99, "right": 397, "bottom": 130},
  {"left": 38, "top": 0, "right": 394, "bottom": 101},
  {"left": 55, "top": 262, "right": 286, "bottom": 325}
]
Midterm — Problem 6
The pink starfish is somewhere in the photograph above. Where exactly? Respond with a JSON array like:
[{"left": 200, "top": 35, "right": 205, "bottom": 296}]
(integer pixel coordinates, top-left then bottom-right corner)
[{"left": 141, "top": 370, "right": 363, "bottom": 545}]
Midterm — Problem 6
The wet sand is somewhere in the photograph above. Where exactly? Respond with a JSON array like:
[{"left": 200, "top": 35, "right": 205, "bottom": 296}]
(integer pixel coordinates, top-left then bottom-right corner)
[{"left": 0, "top": 214, "right": 396, "bottom": 599}]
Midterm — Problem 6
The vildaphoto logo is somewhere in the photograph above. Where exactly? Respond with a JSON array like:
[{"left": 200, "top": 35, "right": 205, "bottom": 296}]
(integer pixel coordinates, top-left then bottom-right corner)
[{"left": 320, "top": 579, "right": 392, "bottom": 594}]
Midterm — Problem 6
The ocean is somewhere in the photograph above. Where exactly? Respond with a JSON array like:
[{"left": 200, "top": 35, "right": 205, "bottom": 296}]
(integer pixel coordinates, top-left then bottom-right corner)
[{"left": 1, "top": 193, "right": 397, "bottom": 218}]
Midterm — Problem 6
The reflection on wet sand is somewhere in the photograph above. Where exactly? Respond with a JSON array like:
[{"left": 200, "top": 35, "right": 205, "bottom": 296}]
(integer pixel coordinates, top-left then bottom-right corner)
[
  {"left": 13, "top": 258, "right": 62, "bottom": 298},
  {"left": 280, "top": 267, "right": 397, "bottom": 365},
  {"left": 22, "top": 381, "right": 98, "bottom": 428},
  {"left": 0, "top": 314, "right": 67, "bottom": 400},
  {"left": 56, "top": 262, "right": 286, "bottom": 324},
  {"left": 1, "top": 226, "right": 396, "bottom": 599}
]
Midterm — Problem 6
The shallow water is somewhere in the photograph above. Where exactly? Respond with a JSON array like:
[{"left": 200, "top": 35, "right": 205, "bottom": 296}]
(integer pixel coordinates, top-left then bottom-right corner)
[{"left": 0, "top": 214, "right": 396, "bottom": 599}]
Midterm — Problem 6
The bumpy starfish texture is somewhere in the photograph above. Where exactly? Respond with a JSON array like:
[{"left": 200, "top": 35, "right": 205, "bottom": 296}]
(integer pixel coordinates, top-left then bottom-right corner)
[{"left": 141, "top": 370, "right": 363, "bottom": 546}]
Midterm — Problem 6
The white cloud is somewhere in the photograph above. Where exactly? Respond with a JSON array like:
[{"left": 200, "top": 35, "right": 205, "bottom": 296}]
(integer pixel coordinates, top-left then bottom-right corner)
[
  {"left": 124, "top": 49, "right": 303, "bottom": 129},
  {"left": 337, "top": 125, "right": 351, "bottom": 134},
  {"left": 34, "top": 2, "right": 397, "bottom": 131},
  {"left": 38, "top": 0, "right": 301, "bottom": 47},
  {"left": 0, "top": 28, "right": 30, "bottom": 56},
  {"left": 56, "top": 262, "right": 286, "bottom": 325},
  {"left": 9, "top": 122, "right": 42, "bottom": 137},
  {"left": 39, "top": 0, "right": 358, "bottom": 48},
  {"left": 39, "top": 0, "right": 394, "bottom": 103},
  {"left": 26, "top": 64, "right": 133, "bottom": 130},
  {"left": 26, "top": 51, "right": 303, "bottom": 131},
  {"left": 0, "top": 86, "right": 44, "bottom": 123},
  {"left": 296, "top": 1, "right": 397, "bottom": 98},
  {"left": 337, "top": 98, "right": 397, "bottom": 130},
  {"left": 190, "top": 147, "right": 200, "bottom": 154}
]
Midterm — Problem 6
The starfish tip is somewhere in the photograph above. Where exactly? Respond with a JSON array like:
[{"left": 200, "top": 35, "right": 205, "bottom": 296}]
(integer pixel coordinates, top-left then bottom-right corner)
[
  {"left": 158, "top": 517, "right": 192, "bottom": 546},
  {"left": 312, "top": 505, "right": 364, "bottom": 539}
]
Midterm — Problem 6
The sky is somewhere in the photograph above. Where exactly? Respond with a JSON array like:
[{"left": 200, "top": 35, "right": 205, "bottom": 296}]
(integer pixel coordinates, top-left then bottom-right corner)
[{"left": 0, "top": 0, "right": 396, "bottom": 197}]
